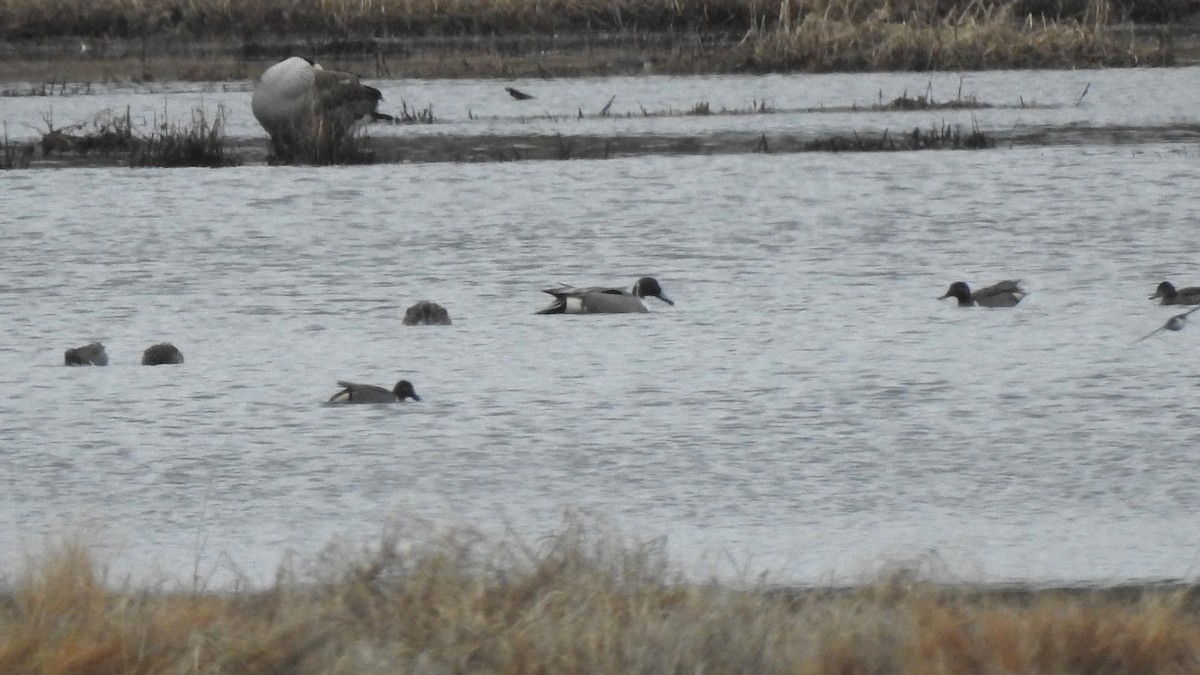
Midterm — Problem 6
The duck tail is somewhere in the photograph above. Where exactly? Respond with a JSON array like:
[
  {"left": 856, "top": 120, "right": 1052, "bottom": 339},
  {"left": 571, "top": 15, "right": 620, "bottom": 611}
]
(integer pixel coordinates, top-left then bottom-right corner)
[{"left": 535, "top": 298, "right": 566, "bottom": 314}]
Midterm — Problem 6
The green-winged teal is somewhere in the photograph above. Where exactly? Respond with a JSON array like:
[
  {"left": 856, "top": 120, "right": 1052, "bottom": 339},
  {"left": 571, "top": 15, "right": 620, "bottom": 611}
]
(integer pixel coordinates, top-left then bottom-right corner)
[
  {"left": 1149, "top": 281, "right": 1200, "bottom": 305},
  {"left": 939, "top": 280, "right": 1026, "bottom": 308},
  {"left": 327, "top": 380, "right": 421, "bottom": 404}
]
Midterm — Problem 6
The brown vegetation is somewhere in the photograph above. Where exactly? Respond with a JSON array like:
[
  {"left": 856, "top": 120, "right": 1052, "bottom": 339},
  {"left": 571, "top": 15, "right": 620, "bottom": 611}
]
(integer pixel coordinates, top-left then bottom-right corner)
[
  {"left": 130, "top": 105, "right": 238, "bottom": 167},
  {"left": 2, "top": 522, "right": 1199, "bottom": 674},
  {"left": 0, "top": 1, "right": 1189, "bottom": 77},
  {"left": 0, "top": 0, "right": 1195, "bottom": 42},
  {"left": 34, "top": 105, "right": 237, "bottom": 167},
  {"left": 1, "top": 139, "right": 36, "bottom": 169},
  {"left": 752, "top": 0, "right": 1159, "bottom": 71}
]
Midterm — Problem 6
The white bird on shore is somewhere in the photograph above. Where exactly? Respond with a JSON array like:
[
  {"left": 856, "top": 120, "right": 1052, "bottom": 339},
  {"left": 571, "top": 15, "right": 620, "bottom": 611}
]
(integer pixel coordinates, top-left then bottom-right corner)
[{"left": 251, "top": 57, "right": 394, "bottom": 162}]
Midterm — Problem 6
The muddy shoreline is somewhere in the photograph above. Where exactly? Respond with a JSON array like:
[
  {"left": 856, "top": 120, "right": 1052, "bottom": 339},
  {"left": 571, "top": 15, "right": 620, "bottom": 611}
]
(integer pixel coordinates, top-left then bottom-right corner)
[{"left": 8, "top": 123, "right": 1199, "bottom": 170}]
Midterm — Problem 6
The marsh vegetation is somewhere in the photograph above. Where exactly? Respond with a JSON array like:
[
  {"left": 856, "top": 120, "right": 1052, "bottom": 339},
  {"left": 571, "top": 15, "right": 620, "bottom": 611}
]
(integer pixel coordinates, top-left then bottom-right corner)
[
  {"left": 34, "top": 105, "right": 237, "bottom": 167},
  {"left": 2, "top": 521, "right": 1198, "bottom": 674},
  {"left": 0, "top": 0, "right": 1192, "bottom": 78}
]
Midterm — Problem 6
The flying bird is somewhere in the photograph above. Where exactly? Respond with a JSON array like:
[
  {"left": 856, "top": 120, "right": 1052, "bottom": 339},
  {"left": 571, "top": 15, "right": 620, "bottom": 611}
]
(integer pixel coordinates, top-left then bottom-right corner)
[{"left": 1134, "top": 306, "right": 1200, "bottom": 344}]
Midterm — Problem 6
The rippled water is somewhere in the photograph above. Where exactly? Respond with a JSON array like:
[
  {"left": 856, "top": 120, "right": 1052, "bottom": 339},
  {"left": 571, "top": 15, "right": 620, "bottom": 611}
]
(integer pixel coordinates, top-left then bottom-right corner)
[{"left": 3, "top": 67, "right": 1200, "bottom": 588}]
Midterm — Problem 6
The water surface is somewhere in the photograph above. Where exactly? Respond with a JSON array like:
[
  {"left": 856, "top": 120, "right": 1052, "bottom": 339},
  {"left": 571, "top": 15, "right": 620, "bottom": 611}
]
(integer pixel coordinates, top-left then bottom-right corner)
[{"left": 3, "top": 67, "right": 1200, "bottom": 588}]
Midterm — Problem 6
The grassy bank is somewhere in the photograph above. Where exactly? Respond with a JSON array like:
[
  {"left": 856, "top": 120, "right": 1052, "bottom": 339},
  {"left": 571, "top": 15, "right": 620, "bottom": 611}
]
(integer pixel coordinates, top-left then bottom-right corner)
[
  {"left": 1, "top": 0, "right": 1196, "bottom": 41},
  {"left": 0, "top": 0, "right": 1192, "bottom": 77},
  {"left": 2, "top": 523, "right": 1198, "bottom": 674}
]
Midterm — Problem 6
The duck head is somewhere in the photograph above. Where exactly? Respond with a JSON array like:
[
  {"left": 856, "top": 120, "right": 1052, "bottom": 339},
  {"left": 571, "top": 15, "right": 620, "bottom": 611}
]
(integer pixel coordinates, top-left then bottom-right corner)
[
  {"left": 393, "top": 380, "right": 421, "bottom": 401},
  {"left": 938, "top": 281, "right": 973, "bottom": 306},
  {"left": 632, "top": 277, "right": 674, "bottom": 305},
  {"left": 1151, "top": 281, "right": 1176, "bottom": 301}
]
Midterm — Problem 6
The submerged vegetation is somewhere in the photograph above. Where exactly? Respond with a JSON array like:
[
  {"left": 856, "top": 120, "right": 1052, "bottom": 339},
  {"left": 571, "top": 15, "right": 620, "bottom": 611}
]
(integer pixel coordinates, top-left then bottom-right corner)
[{"left": 2, "top": 520, "right": 1199, "bottom": 673}]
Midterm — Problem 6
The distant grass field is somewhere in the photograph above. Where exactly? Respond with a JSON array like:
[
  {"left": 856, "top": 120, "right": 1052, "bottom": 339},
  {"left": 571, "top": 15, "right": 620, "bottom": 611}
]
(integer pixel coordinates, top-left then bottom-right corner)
[
  {"left": 1, "top": 522, "right": 1198, "bottom": 674},
  {"left": 0, "top": 0, "right": 1192, "bottom": 76},
  {"left": 1, "top": 0, "right": 1195, "bottom": 40}
]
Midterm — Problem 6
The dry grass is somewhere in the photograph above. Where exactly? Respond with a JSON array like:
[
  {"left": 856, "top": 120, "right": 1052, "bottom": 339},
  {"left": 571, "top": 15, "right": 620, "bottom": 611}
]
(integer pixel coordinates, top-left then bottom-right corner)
[
  {"left": 35, "top": 105, "right": 239, "bottom": 167},
  {"left": 2, "top": 520, "right": 1199, "bottom": 674},
  {"left": 130, "top": 104, "right": 239, "bottom": 167},
  {"left": 753, "top": 0, "right": 1154, "bottom": 71},
  {"left": 0, "top": 1, "right": 1185, "bottom": 75},
  {"left": 0, "top": 0, "right": 1193, "bottom": 41}
]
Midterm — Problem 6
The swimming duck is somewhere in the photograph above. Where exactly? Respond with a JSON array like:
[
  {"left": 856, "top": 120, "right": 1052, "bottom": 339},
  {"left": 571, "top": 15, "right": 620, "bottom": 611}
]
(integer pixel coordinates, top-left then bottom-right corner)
[
  {"left": 251, "top": 56, "right": 394, "bottom": 162},
  {"left": 327, "top": 380, "right": 421, "bottom": 404},
  {"left": 142, "top": 343, "right": 184, "bottom": 365},
  {"left": 1134, "top": 305, "right": 1200, "bottom": 343},
  {"left": 403, "top": 300, "right": 452, "bottom": 325},
  {"left": 506, "top": 87, "right": 534, "bottom": 100},
  {"left": 939, "top": 280, "right": 1026, "bottom": 308},
  {"left": 1149, "top": 281, "right": 1200, "bottom": 305},
  {"left": 536, "top": 277, "right": 675, "bottom": 314},
  {"left": 64, "top": 342, "right": 108, "bottom": 366}
]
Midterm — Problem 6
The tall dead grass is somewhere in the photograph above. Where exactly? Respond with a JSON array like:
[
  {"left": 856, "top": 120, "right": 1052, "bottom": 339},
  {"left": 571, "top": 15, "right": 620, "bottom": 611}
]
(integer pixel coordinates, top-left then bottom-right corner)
[
  {"left": 1, "top": 520, "right": 1198, "bottom": 674},
  {"left": 755, "top": 0, "right": 1150, "bottom": 71},
  {"left": 0, "top": 0, "right": 1191, "bottom": 41}
]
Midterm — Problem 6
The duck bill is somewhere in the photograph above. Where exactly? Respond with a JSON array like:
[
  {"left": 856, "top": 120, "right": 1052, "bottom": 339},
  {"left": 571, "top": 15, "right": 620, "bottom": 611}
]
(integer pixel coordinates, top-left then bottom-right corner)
[
  {"left": 937, "top": 293, "right": 951, "bottom": 300},
  {"left": 657, "top": 294, "right": 674, "bottom": 306}
]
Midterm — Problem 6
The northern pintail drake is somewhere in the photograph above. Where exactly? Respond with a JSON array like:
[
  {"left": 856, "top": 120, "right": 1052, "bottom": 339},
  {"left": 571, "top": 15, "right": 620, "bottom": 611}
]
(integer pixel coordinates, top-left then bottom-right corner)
[
  {"left": 1134, "top": 305, "right": 1200, "bottom": 343},
  {"left": 142, "top": 343, "right": 184, "bottom": 365},
  {"left": 64, "top": 342, "right": 108, "bottom": 366},
  {"left": 403, "top": 300, "right": 452, "bottom": 326},
  {"left": 939, "top": 280, "right": 1026, "bottom": 308},
  {"left": 251, "top": 56, "right": 394, "bottom": 162},
  {"left": 1149, "top": 281, "right": 1200, "bottom": 305},
  {"left": 327, "top": 380, "right": 421, "bottom": 404},
  {"left": 536, "top": 277, "right": 675, "bottom": 314}
]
